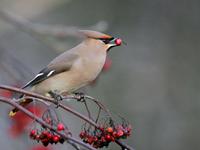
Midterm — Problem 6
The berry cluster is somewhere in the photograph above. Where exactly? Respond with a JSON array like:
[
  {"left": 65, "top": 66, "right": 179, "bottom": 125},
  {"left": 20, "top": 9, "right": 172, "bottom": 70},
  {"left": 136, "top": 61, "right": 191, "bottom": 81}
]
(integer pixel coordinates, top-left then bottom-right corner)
[
  {"left": 29, "top": 123, "right": 66, "bottom": 147},
  {"left": 79, "top": 124, "right": 132, "bottom": 148}
]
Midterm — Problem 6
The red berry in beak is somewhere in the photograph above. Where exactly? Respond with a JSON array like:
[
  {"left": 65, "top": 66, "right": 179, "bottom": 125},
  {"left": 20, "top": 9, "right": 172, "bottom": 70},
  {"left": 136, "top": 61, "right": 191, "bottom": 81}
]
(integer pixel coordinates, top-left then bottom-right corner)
[{"left": 115, "top": 38, "right": 122, "bottom": 46}]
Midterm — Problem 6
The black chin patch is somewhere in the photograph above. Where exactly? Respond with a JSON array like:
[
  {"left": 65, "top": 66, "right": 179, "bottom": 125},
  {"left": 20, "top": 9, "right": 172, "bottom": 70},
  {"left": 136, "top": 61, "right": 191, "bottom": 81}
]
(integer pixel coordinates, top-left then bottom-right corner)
[
  {"left": 99, "top": 37, "right": 114, "bottom": 44},
  {"left": 107, "top": 46, "right": 115, "bottom": 52}
]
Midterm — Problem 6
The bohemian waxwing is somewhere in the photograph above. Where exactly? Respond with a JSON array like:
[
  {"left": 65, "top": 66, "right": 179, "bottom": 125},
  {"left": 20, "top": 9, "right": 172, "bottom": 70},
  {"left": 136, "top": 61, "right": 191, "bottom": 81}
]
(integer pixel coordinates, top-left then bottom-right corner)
[{"left": 9, "top": 30, "right": 122, "bottom": 116}]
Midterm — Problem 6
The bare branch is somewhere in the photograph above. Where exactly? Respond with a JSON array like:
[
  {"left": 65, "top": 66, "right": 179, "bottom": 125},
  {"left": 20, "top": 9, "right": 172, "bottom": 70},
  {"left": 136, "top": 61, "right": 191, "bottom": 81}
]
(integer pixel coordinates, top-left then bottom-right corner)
[
  {"left": 0, "top": 96, "right": 96, "bottom": 150},
  {"left": 0, "top": 85, "right": 134, "bottom": 150},
  {"left": 0, "top": 9, "right": 108, "bottom": 39},
  {"left": 0, "top": 85, "right": 99, "bottom": 127}
]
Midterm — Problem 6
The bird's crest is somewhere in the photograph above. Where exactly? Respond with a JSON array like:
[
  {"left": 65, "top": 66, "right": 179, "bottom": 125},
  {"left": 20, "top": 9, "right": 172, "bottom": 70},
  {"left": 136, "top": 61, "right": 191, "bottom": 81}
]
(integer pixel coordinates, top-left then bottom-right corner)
[{"left": 78, "top": 30, "right": 112, "bottom": 39}]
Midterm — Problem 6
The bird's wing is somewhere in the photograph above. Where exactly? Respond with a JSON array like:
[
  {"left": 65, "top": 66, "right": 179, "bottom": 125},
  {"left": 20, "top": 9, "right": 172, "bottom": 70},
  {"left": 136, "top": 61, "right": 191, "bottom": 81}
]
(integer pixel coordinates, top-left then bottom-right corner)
[{"left": 22, "top": 53, "right": 78, "bottom": 89}]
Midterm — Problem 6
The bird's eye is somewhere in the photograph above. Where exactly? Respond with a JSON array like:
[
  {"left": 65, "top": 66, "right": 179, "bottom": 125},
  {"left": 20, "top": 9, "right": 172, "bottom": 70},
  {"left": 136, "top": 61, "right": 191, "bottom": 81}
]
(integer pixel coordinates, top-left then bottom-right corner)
[{"left": 99, "top": 37, "right": 114, "bottom": 44}]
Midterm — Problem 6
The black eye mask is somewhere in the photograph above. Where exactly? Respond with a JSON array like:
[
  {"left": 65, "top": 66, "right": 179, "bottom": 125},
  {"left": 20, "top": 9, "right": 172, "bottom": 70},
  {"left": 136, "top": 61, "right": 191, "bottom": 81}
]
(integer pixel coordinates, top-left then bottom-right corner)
[{"left": 98, "top": 37, "right": 114, "bottom": 44}]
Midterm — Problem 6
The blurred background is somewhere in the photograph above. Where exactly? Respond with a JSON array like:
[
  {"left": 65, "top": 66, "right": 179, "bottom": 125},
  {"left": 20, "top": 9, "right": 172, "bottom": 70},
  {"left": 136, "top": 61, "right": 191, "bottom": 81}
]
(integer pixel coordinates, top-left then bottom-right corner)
[{"left": 0, "top": 0, "right": 199, "bottom": 150}]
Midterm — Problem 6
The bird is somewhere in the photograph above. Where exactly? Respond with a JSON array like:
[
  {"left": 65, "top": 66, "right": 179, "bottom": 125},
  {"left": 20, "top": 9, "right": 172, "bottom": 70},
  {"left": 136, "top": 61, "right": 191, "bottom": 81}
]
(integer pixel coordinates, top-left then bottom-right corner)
[{"left": 9, "top": 30, "right": 122, "bottom": 116}]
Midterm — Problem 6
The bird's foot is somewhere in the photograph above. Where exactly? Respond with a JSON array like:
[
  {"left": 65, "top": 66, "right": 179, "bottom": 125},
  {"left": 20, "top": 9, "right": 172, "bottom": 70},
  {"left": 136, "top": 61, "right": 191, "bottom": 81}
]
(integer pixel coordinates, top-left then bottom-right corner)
[
  {"left": 74, "top": 92, "right": 85, "bottom": 102},
  {"left": 49, "top": 91, "right": 63, "bottom": 108}
]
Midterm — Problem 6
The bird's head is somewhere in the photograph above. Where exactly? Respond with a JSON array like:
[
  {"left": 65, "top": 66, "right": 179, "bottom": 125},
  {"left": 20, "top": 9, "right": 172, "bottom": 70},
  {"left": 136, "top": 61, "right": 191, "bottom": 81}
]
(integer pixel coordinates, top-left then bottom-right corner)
[{"left": 79, "top": 30, "right": 123, "bottom": 51}]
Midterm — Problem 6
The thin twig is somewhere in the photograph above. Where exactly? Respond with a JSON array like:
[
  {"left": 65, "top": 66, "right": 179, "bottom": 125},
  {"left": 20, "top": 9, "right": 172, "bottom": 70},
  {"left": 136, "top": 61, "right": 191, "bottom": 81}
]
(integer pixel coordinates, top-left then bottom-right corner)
[
  {"left": 83, "top": 100, "right": 93, "bottom": 120},
  {"left": 62, "top": 94, "right": 112, "bottom": 118},
  {"left": 95, "top": 107, "right": 101, "bottom": 123},
  {"left": 83, "top": 95, "right": 113, "bottom": 118},
  {"left": 25, "top": 96, "right": 51, "bottom": 106},
  {"left": 115, "top": 140, "right": 135, "bottom": 150}
]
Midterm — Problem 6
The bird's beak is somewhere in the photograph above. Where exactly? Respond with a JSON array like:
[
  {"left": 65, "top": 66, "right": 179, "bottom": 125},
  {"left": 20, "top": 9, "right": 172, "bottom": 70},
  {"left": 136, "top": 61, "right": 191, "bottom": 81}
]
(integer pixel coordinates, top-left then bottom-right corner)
[{"left": 107, "top": 38, "right": 123, "bottom": 47}]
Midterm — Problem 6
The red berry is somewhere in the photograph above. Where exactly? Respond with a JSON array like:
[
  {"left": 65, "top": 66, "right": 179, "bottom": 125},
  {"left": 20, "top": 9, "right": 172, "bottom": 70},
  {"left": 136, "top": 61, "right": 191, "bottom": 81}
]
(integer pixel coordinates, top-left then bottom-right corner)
[
  {"left": 42, "top": 139, "right": 49, "bottom": 147},
  {"left": 30, "top": 129, "right": 36, "bottom": 136},
  {"left": 36, "top": 135, "right": 40, "bottom": 141},
  {"left": 105, "top": 134, "right": 112, "bottom": 142},
  {"left": 42, "top": 131, "right": 48, "bottom": 136},
  {"left": 53, "top": 135, "right": 60, "bottom": 143},
  {"left": 124, "top": 126, "right": 132, "bottom": 136},
  {"left": 101, "top": 137, "right": 106, "bottom": 143},
  {"left": 79, "top": 131, "right": 85, "bottom": 139},
  {"left": 107, "top": 127, "right": 113, "bottom": 133},
  {"left": 116, "top": 130, "right": 124, "bottom": 138},
  {"left": 47, "top": 133, "right": 52, "bottom": 139},
  {"left": 112, "top": 131, "right": 117, "bottom": 138},
  {"left": 93, "top": 136, "right": 98, "bottom": 142},
  {"left": 57, "top": 123, "right": 65, "bottom": 131},
  {"left": 87, "top": 137, "right": 94, "bottom": 144},
  {"left": 115, "top": 38, "right": 122, "bottom": 46},
  {"left": 99, "top": 127, "right": 104, "bottom": 132},
  {"left": 111, "top": 136, "right": 115, "bottom": 142}
]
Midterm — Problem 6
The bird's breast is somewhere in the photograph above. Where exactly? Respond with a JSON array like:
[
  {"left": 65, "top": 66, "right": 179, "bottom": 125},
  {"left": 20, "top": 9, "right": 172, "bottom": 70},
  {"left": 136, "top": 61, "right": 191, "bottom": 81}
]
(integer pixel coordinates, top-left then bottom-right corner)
[{"left": 73, "top": 52, "right": 106, "bottom": 83}]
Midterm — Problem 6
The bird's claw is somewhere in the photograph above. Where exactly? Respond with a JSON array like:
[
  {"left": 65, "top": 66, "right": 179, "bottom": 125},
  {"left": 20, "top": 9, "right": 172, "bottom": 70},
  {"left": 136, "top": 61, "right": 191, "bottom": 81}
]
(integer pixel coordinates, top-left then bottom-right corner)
[
  {"left": 49, "top": 91, "right": 63, "bottom": 108},
  {"left": 74, "top": 92, "right": 85, "bottom": 102}
]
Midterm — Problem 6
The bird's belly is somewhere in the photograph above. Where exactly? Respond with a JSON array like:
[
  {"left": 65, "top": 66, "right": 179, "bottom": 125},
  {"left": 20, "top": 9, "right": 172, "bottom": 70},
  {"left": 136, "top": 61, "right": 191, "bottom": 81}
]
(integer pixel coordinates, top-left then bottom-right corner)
[
  {"left": 33, "top": 69, "right": 98, "bottom": 95},
  {"left": 33, "top": 54, "right": 106, "bottom": 95},
  {"left": 33, "top": 72, "right": 84, "bottom": 94}
]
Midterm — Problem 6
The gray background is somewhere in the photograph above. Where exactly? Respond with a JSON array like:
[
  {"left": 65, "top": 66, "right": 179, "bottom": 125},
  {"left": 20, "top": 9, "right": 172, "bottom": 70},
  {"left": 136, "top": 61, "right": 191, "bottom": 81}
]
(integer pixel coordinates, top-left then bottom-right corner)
[{"left": 0, "top": 0, "right": 199, "bottom": 150}]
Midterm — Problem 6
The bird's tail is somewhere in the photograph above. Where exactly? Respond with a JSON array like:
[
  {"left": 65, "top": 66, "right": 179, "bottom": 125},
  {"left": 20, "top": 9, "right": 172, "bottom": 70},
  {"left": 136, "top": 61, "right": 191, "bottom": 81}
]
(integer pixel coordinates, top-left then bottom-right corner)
[
  {"left": 9, "top": 97, "right": 33, "bottom": 117},
  {"left": 9, "top": 84, "right": 33, "bottom": 117}
]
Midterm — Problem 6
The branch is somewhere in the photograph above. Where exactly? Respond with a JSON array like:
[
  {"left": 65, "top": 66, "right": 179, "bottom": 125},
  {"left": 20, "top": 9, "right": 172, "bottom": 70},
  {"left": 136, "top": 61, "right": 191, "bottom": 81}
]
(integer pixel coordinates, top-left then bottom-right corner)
[
  {"left": 0, "top": 96, "right": 96, "bottom": 150},
  {"left": 0, "top": 85, "right": 99, "bottom": 128},
  {"left": 115, "top": 140, "right": 135, "bottom": 150},
  {"left": 0, "top": 85, "right": 134, "bottom": 150},
  {"left": 0, "top": 9, "right": 108, "bottom": 39}
]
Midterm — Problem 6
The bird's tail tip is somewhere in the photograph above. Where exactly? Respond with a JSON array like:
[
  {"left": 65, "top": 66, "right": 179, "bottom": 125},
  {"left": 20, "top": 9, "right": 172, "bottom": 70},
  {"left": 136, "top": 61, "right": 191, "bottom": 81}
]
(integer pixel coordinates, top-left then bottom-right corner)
[{"left": 9, "top": 111, "right": 16, "bottom": 117}]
